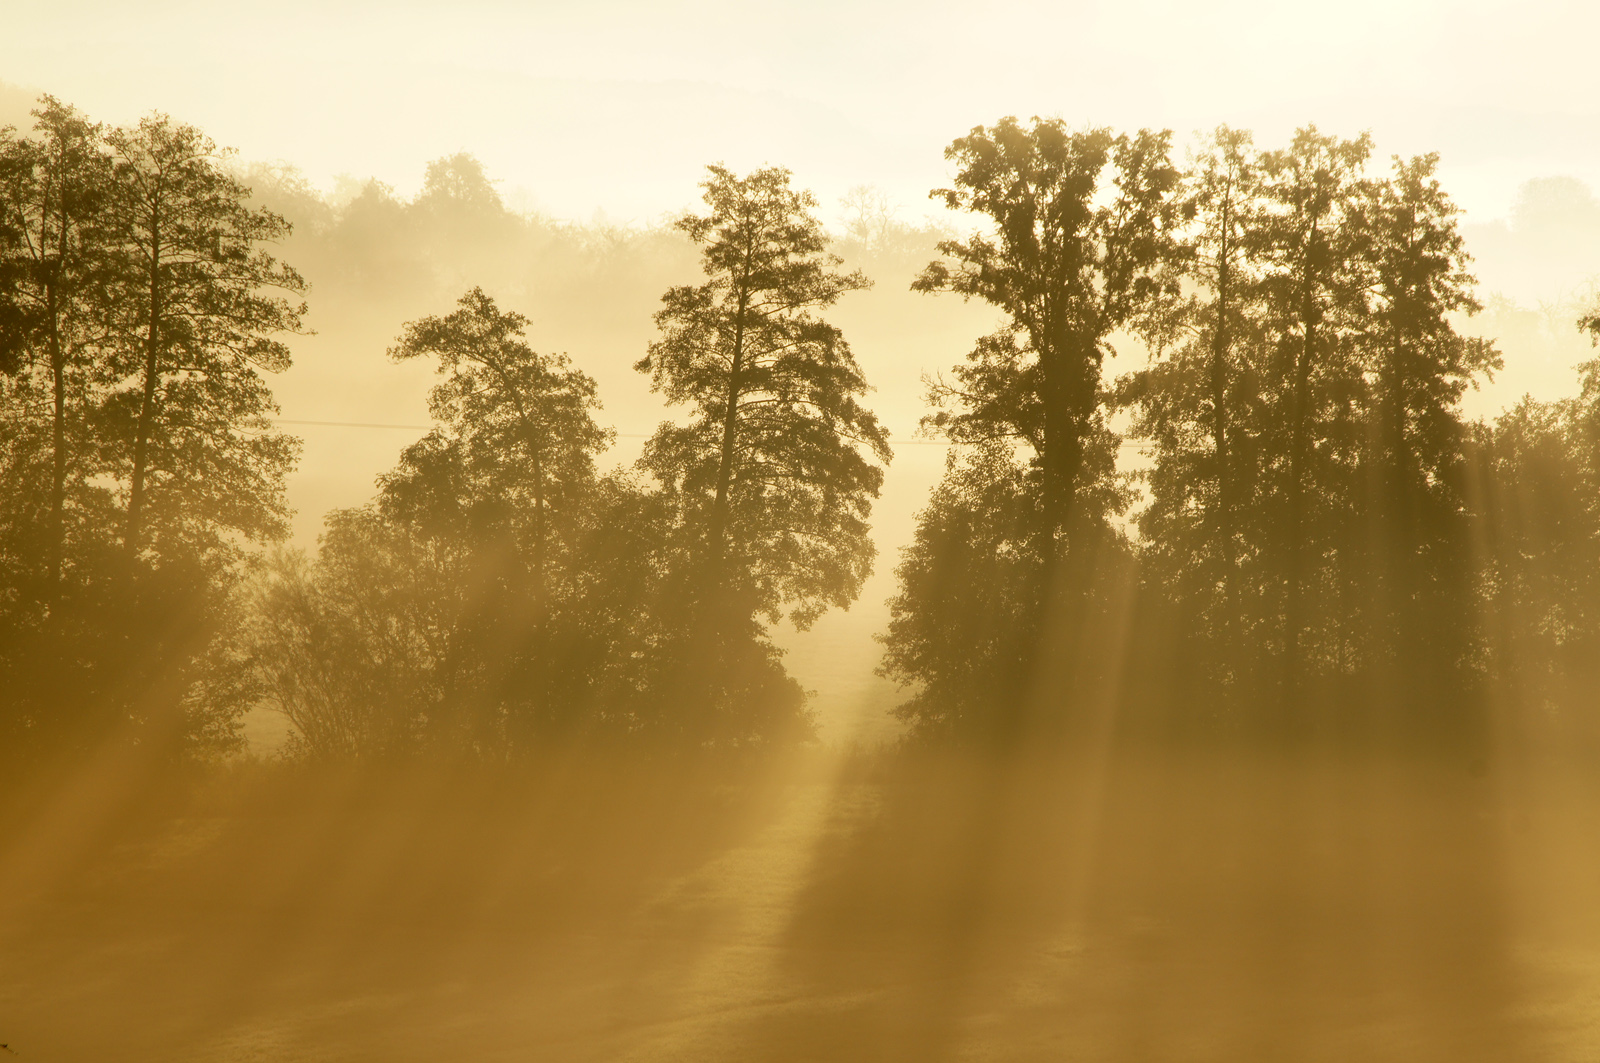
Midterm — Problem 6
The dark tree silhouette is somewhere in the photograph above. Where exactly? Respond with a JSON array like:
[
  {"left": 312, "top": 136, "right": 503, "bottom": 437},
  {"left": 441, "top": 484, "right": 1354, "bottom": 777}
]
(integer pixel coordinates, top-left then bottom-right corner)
[
  {"left": 914, "top": 117, "right": 1184, "bottom": 554},
  {"left": 881, "top": 119, "right": 1176, "bottom": 739},
  {"left": 1247, "top": 127, "right": 1373, "bottom": 703},
  {"left": 879, "top": 442, "right": 1047, "bottom": 739},
  {"left": 1359, "top": 153, "right": 1498, "bottom": 701},
  {"left": 1119, "top": 126, "right": 1264, "bottom": 682},
  {"left": 1121, "top": 132, "right": 1499, "bottom": 726},
  {"left": 636, "top": 164, "right": 891, "bottom": 630},
  {"left": 634, "top": 164, "right": 889, "bottom": 744},
  {"left": 1471, "top": 394, "right": 1600, "bottom": 722},
  {"left": 0, "top": 98, "right": 111, "bottom": 599},
  {"left": 387, "top": 288, "right": 610, "bottom": 611},
  {"left": 102, "top": 113, "right": 305, "bottom": 565},
  {"left": 383, "top": 288, "right": 615, "bottom": 745},
  {"left": 0, "top": 102, "right": 307, "bottom": 760}
]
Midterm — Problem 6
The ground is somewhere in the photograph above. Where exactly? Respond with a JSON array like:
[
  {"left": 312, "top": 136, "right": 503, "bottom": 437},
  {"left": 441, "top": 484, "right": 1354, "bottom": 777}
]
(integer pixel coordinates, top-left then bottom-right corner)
[{"left": 2, "top": 741, "right": 1598, "bottom": 1061}]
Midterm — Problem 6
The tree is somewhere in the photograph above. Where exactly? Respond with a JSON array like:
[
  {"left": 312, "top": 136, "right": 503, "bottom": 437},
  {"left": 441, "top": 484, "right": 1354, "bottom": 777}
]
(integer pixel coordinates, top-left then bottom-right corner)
[
  {"left": 0, "top": 97, "right": 112, "bottom": 598},
  {"left": 417, "top": 153, "right": 504, "bottom": 217},
  {"left": 1121, "top": 133, "right": 1498, "bottom": 721},
  {"left": 382, "top": 287, "right": 613, "bottom": 743},
  {"left": 1470, "top": 396, "right": 1600, "bottom": 721},
  {"left": 914, "top": 117, "right": 1184, "bottom": 553},
  {"left": 0, "top": 110, "right": 309, "bottom": 759},
  {"left": 636, "top": 164, "right": 891, "bottom": 631},
  {"left": 879, "top": 443, "right": 1046, "bottom": 739},
  {"left": 387, "top": 288, "right": 610, "bottom": 606},
  {"left": 1360, "top": 153, "right": 1499, "bottom": 692},
  {"left": 1116, "top": 127, "right": 1268, "bottom": 691},
  {"left": 881, "top": 119, "right": 1178, "bottom": 736},
  {"left": 101, "top": 112, "right": 306, "bottom": 567},
  {"left": 0, "top": 102, "right": 308, "bottom": 759},
  {"left": 1249, "top": 126, "right": 1373, "bottom": 699},
  {"left": 245, "top": 518, "right": 444, "bottom": 760}
]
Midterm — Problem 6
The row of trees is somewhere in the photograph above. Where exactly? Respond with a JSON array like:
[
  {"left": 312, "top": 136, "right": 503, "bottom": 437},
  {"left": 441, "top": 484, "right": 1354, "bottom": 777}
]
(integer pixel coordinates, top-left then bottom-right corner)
[
  {"left": 8, "top": 95, "right": 1600, "bottom": 759},
  {"left": 0, "top": 98, "right": 305, "bottom": 756},
  {"left": 246, "top": 166, "right": 891, "bottom": 756},
  {"left": 883, "top": 118, "right": 1600, "bottom": 743},
  {"left": 0, "top": 99, "right": 895, "bottom": 759}
]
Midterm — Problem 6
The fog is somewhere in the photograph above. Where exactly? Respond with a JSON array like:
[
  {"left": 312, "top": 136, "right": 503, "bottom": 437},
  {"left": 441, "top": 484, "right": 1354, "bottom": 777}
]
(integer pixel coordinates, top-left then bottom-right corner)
[{"left": 9, "top": 5, "right": 1600, "bottom": 1060}]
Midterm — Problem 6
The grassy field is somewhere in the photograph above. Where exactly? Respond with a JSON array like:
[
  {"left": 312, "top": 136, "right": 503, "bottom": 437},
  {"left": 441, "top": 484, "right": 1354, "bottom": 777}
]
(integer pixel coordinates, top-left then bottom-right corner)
[{"left": 2, "top": 737, "right": 1598, "bottom": 1062}]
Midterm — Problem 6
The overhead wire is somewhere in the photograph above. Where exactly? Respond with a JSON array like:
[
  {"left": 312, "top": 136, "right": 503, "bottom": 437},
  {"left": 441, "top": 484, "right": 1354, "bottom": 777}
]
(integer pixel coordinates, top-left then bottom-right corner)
[{"left": 274, "top": 418, "right": 1155, "bottom": 448}]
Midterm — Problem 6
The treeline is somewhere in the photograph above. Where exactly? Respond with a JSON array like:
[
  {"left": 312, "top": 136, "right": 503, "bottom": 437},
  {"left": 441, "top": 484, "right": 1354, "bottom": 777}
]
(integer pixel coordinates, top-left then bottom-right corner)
[
  {"left": 884, "top": 119, "right": 1600, "bottom": 744},
  {"left": 0, "top": 99, "right": 305, "bottom": 758},
  {"left": 4, "top": 98, "right": 1600, "bottom": 763},
  {"left": 0, "top": 98, "right": 888, "bottom": 761}
]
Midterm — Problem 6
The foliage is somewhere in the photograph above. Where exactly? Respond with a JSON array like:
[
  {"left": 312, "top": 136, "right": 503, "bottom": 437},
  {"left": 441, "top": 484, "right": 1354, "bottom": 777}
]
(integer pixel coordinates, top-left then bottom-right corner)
[
  {"left": 637, "top": 164, "right": 891, "bottom": 629},
  {"left": 101, "top": 112, "right": 306, "bottom": 565},
  {"left": 1116, "top": 128, "right": 1499, "bottom": 716},
  {"left": 0, "top": 99, "right": 304, "bottom": 761},
  {"left": 914, "top": 117, "right": 1184, "bottom": 546},
  {"left": 879, "top": 444, "right": 1045, "bottom": 738}
]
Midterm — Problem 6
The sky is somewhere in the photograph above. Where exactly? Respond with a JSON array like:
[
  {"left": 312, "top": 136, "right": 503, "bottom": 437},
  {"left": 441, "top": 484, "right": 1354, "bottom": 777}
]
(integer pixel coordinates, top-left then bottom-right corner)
[{"left": 4, "top": 0, "right": 1599, "bottom": 227}]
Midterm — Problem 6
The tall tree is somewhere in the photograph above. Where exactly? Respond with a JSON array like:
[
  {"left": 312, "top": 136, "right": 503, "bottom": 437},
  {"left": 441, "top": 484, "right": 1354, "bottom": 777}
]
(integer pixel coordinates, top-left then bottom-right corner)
[
  {"left": 1360, "top": 153, "right": 1498, "bottom": 684},
  {"left": 1122, "top": 133, "right": 1498, "bottom": 719},
  {"left": 1189, "top": 127, "right": 1257, "bottom": 599},
  {"left": 386, "top": 287, "right": 610, "bottom": 608},
  {"left": 1117, "top": 127, "right": 1266, "bottom": 686},
  {"left": 1, "top": 105, "right": 307, "bottom": 759},
  {"left": 1250, "top": 127, "right": 1372, "bottom": 698},
  {"left": 636, "top": 164, "right": 890, "bottom": 631},
  {"left": 101, "top": 113, "right": 305, "bottom": 566},
  {"left": 914, "top": 117, "right": 1184, "bottom": 553},
  {"left": 0, "top": 98, "right": 112, "bottom": 597},
  {"left": 383, "top": 288, "right": 613, "bottom": 743}
]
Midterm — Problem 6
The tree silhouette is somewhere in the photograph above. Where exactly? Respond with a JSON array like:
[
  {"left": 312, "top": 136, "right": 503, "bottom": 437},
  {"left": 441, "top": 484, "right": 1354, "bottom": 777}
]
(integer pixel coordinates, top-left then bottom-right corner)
[
  {"left": 879, "top": 443, "right": 1046, "bottom": 739},
  {"left": 635, "top": 164, "right": 888, "bottom": 742},
  {"left": 881, "top": 119, "right": 1177, "bottom": 737},
  {"left": 1249, "top": 127, "right": 1372, "bottom": 703},
  {"left": 0, "top": 102, "right": 307, "bottom": 759},
  {"left": 636, "top": 165, "right": 890, "bottom": 627},
  {"left": 914, "top": 117, "right": 1184, "bottom": 553},
  {"left": 387, "top": 288, "right": 610, "bottom": 609},
  {"left": 101, "top": 112, "right": 306, "bottom": 565},
  {"left": 0, "top": 98, "right": 111, "bottom": 600},
  {"left": 1359, "top": 153, "right": 1498, "bottom": 702},
  {"left": 245, "top": 516, "right": 444, "bottom": 760},
  {"left": 1120, "top": 132, "right": 1499, "bottom": 724},
  {"left": 1117, "top": 126, "right": 1267, "bottom": 694},
  {"left": 1471, "top": 395, "right": 1600, "bottom": 720},
  {"left": 383, "top": 288, "right": 614, "bottom": 744}
]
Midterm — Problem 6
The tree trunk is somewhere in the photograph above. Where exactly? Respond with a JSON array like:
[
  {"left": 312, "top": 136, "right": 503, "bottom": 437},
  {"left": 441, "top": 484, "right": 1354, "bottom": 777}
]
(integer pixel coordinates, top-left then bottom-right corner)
[
  {"left": 124, "top": 214, "right": 160, "bottom": 561},
  {"left": 529, "top": 432, "right": 547, "bottom": 610},
  {"left": 1211, "top": 191, "right": 1234, "bottom": 596},
  {"left": 1038, "top": 326, "right": 1091, "bottom": 557},
  {"left": 708, "top": 287, "right": 751, "bottom": 577},
  {"left": 525, "top": 424, "right": 549, "bottom": 730},
  {"left": 46, "top": 221, "right": 66, "bottom": 597},
  {"left": 1284, "top": 230, "right": 1318, "bottom": 712}
]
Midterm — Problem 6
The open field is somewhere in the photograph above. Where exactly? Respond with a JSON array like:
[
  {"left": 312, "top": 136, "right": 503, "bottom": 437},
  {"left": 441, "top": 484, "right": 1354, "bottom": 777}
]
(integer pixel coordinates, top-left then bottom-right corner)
[{"left": 5, "top": 737, "right": 1600, "bottom": 1062}]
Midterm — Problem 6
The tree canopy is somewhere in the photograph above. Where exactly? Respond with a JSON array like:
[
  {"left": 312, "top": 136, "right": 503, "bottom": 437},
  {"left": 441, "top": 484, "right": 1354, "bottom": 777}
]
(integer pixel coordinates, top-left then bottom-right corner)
[{"left": 636, "top": 164, "right": 891, "bottom": 630}]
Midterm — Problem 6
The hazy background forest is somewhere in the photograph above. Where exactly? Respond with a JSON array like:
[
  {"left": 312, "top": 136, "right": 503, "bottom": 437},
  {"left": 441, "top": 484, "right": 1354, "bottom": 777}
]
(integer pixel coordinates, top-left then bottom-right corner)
[{"left": 11, "top": 1, "right": 1600, "bottom": 1059}]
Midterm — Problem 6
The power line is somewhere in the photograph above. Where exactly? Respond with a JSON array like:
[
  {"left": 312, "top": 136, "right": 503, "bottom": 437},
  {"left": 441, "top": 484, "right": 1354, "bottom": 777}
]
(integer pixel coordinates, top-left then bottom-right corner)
[
  {"left": 274, "top": 419, "right": 1154, "bottom": 448},
  {"left": 277, "top": 419, "right": 432, "bottom": 430}
]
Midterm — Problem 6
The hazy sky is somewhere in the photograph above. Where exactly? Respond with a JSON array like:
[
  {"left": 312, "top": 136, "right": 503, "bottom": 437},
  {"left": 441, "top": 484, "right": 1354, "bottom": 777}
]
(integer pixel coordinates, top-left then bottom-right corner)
[{"left": 5, "top": 0, "right": 1598, "bottom": 226}]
